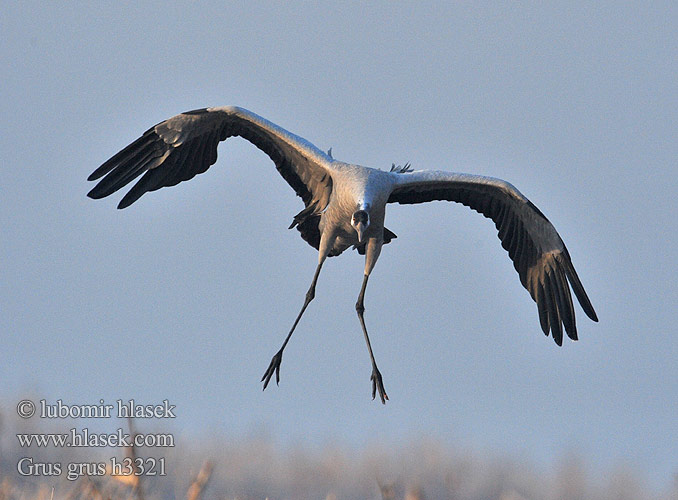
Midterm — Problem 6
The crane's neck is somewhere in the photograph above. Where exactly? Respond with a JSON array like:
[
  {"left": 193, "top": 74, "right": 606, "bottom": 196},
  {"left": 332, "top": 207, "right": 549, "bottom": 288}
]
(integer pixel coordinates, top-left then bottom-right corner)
[{"left": 357, "top": 200, "right": 371, "bottom": 212}]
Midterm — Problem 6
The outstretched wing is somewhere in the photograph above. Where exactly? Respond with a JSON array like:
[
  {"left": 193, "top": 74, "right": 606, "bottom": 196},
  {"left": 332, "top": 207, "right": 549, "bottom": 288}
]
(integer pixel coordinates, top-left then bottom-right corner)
[
  {"left": 388, "top": 170, "right": 598, "bottom": 345},
  {"left": 88, "top": 106, "right": 334, "bottom": 211}
]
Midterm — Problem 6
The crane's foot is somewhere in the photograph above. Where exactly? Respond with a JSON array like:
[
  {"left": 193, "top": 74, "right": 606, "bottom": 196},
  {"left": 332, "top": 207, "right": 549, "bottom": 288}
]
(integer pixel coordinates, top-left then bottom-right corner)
[
  {"left": 261, "top": 349, "right": 283, "bottom": 390},
  {"left": 371, "top": 366, "right": 389, "bottom": 404}
]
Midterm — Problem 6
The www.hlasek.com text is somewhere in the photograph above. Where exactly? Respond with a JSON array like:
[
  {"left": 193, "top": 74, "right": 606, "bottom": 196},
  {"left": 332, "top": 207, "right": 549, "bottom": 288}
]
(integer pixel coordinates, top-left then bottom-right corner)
[{"left": 17, "top": 428, "right": 175, "bottom": 448}]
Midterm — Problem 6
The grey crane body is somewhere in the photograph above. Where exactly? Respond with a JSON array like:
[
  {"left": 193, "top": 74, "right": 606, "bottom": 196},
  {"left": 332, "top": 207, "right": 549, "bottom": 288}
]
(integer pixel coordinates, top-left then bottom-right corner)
[
  {"left": 88, "top": 106, "right": 598, "bottom": 404},
  {"left": 317, "top": 164, "right": 390, "bottom": 263}
]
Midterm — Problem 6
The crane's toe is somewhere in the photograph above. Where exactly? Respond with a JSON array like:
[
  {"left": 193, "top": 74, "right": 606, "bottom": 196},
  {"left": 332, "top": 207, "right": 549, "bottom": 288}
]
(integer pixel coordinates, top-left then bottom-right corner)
[
  {"left": 371, "top": 366, "right": 389, "bottom": 404},
  {"left": 261, "top": 350, "right": 283, "bottom": 390}
]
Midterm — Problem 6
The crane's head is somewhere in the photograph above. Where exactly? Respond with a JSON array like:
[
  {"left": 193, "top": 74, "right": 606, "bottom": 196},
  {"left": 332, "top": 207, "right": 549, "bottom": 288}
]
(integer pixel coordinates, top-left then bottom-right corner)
[{"left": 351, "top": 209, "right": 370, "bottom": 243}]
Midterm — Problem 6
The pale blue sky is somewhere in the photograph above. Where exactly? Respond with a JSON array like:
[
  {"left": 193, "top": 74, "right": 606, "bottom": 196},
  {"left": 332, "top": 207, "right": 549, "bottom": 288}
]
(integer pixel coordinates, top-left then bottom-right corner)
[{"left": 2, "top": 1, "right": 676, "bottom": 490}]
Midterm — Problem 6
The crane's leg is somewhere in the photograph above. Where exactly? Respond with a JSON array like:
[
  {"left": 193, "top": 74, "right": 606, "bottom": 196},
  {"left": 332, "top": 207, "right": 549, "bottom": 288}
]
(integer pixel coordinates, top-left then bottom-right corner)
[
  {"left": 261, "top": 258, "right": 325, "bottom": 390},
  {"left": 356, "top": 273, "right": 388, "bottom": 403},
  {"left": 356, "top": 238, "right": 388, "bottom": 404}
]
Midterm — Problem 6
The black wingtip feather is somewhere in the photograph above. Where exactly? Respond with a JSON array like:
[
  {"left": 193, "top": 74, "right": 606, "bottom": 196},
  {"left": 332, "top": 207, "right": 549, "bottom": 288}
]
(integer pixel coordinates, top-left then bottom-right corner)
[
  {"left": 553, "top": 265, "right": 576, "bottom": 340},
  {"left": 117, "top": 196, "right": 135, "bottom": 210},
  {"left": 115, "top": 164, "right": 171, "bottom": 209},
  {"left": 88, "top": 133, "right": 155, "bottom": 181},
  {"left": 562, "top": 253, "right": 599, "bottom": 322},
  {"left": 536, "top": 282, "right": 550, "bottom": 335},
  {"left": 545, "top": 273, "right": 564, "bottom": 346}
]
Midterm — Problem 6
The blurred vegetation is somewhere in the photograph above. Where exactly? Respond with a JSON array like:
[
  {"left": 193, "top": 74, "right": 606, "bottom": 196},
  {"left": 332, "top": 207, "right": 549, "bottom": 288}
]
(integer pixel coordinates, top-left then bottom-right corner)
[{"left": 1, "top": 407, "right": 676, "bottom": 500}]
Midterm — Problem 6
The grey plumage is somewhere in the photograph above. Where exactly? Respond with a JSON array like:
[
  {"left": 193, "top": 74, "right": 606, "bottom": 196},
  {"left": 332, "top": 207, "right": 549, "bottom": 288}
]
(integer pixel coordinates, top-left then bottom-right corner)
[{"left": 88, "top": 106, "right": 598, "bottom": 403}]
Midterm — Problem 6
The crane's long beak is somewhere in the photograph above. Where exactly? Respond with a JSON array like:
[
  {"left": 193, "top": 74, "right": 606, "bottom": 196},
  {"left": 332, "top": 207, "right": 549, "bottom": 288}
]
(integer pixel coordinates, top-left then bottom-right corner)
[{"left": 356, "top": 222, "right": 366, "bottom": 243}]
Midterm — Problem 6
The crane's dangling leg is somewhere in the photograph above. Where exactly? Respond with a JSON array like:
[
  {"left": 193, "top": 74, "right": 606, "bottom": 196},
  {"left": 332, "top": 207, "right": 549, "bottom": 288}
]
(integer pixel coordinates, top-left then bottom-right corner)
[
  {"left": 262, "top": 252, "right": 327, "bottom": 390},
  {"left": 356, "top": 238, "right": 388, "bottom": 403}
]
